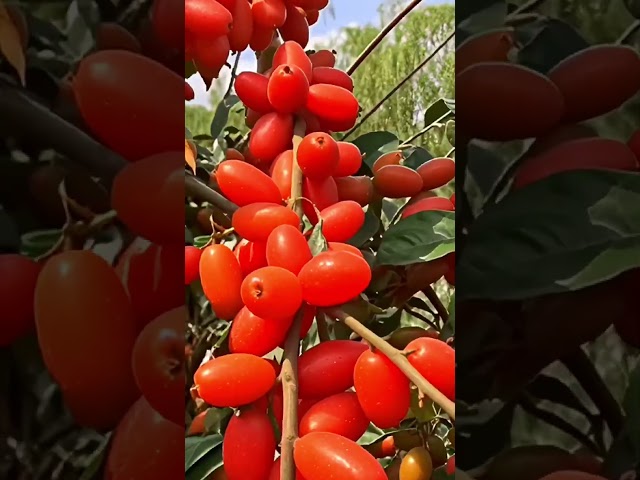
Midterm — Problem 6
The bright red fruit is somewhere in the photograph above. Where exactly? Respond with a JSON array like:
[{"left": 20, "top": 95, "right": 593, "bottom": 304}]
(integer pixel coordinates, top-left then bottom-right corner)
[
  {"left": 185, "top": 81, "right": 194, "bottom": 100},
  {"left": 278, "top": 4, "right": 310, "bottom": 47},
  {"left": 294, "top": 432, "right": 387, "bottom": 480},
  {"left": 234, "top": 239, "right": 268, "bottom": 276},
  {"left": 273, "top": 40, "right": 313, "bottom": 80},
  {"left": 298, "top": 251, "right": 371, "bottom": 307},
  {"left": 199, "top": 244, "right": 244, "bottom": 320},
  {"left": 417, "top": 157, "right": 456, "bottom": 191},
  {"left": 299, "top": 303, "right": 317, "bottom": 339},
  {"left": 306, "top": 84, "right": 360, "bottom": 124},
  {"left": 270, "top": 149, "right": 294, "bottom": 200},
  {"left": 334, "top": 141, "right": 363, "bottom": 177},
  {"left": 405, "top": 337, "right": 455, "bottom": 401},
  {"left": 226, "top": 0, "right": 253, "bottom": 52},
  {"left": 268, "top": 64, "right": 309, "bottom": 113},
  {"left": 216, "top": 160, "right": 283, "bottom": 206},
  {"left": 185, "top": 246, "right": 202, "bottom": 285},
  {"left": 185, "top": 0, "right": 232, "bottom": 39},
  {"left": 250, "top": 24, "right": 275, "bottom": 52},
  {"left": 309, "top": 49, "right": 336, "bottom": 68},
  {"left": 327, "top": 242, "right": 364, "bottom": 258},
  {"left": 297, "top": 340, "right": 368, "bottom": 399},
  {"left": 297, "top": 132, "right": 340, "bottom": 178},
  {"left": 132, "top": 306, "right": 185, "bottom": 425},
  {"left": 192, "top": 35, "right": 230, "bottom": 82},
  {"left": 335, "top": 175, "right": 373, "bottom": 206},
  {"left": 374, "top": 165, "right": 424, "bottom": 198},
  {"left": 194, "top": 354, "right": 276, "bottom": 406},
  {"left": 252, "top": 0, "right": 287, "bottom": 28},
  {"left": 319, "top": 200, "right": 365, "bottom": 242},
  {"left": 446, "top": 455, "right": 455, "bottom": 475},
  {"left": 401, "top": 197, "right": 455, "bottom": 219},
  {"left": 302, "top": 176, "right": 339, "bottom": 223},
  {"left": 232, "top": 202, "right": 300, "bottom": 242},
  {"left": 299, "top": 392, "right": 369, "bottom": 441},
  {"left": 241, "top": 266, "right": 303, "bottom": 320},
  {"left": 311, "top": 67, "right": 354, "bottom": 91},
  {"left": 354, "top": 349, "right": 411, "bottom": 429},
  {"left": 266, "top": 224, "right": 313, "bottom": 274},
  {"left": 0, "top": 254, "right": 40, "bottom": 346},
  {"left": 223, "top": 408, "right": 277, "bottom": 480},
  {"left": 235, "top": 72, "right": 272, "bottom": 113},
  {"left": 249, "top": 112, "right": 294, "bottom": 162},
  {"left": 229, "top": 307, "right": 293, "bottom": 356}
]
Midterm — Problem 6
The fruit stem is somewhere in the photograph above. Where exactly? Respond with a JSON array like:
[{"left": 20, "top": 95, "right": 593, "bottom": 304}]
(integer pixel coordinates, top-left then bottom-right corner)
[
  {"left": 346, "top": 0, "right": 424, "bottom": 75},
  {"left": 325, "top": 308, "right": 456, "bottom": 421},
  {"left": 185, "top": 174, "right": 239, "bottom": 214}
]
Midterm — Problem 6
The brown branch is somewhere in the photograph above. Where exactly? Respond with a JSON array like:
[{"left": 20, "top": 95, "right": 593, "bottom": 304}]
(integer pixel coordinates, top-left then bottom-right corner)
[
  {"left": 316, "top": 313, "right": 331, "bottom": 342},
  {"left": 346, "top": 0, "right": 424, "bottom": 75},
  {"left": 185, "top": 174, "right": 239, "bottom": 214},
  {"left": 616, "top": 20, "right": 640, "bottom": 45},
  {"left": 325, "top": 308, "right": 455, "bottom": 420},
  {"left": 287, "top": 120, "right": 306, "bottom": 217},
  {"left": 423, "top": 287, "right": 449, "bottom": 324}
]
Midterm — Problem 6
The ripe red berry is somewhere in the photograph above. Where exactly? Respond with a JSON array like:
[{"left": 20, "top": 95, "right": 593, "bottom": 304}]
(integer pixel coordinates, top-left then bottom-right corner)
[
  {"left": 241, "top": 266, "right": 303, "bottom": 320},
  {"left": 297, "top": 132, "right": 340, "bottom": 179},
  {"left": 267, "top": 64, "right": 309, "bottom": 113},
  {"left": 184, "top": 246, "right": 202, "bottom": 285}
]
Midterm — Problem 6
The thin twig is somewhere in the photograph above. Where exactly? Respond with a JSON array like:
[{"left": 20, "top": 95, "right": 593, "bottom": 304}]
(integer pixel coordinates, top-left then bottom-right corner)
[
  {"left": 287, "top": 120, "right": 307, "bottom": 218},
  {"left": 223, "top": 52, "right": 242, "bottom": 98},
  {"left": 402, "top": 307, "right": 439, "bottom": 331},
  {"left": 616, "top": 20, "right": 640, "bottom": 44},
  {"left": 400, "top": 111, "right": 451, "bottom": 146},
  {"left": 342, "top": 30, "right": 455, "bottom": 140},
  {"left": 185, "top": 174, "right": 239, "bottom": 214},
  {"left": 347, "top": 0, "right": 424, "bottom": 75},
  {"left": 423, "top": 287, "right": 449, "bottom": 324},
  {"left": 316, "top": 312, "right": 331, "bottom": 342},
  {"left": 325, "top": 308, "right": 455, "bottom": 420}
]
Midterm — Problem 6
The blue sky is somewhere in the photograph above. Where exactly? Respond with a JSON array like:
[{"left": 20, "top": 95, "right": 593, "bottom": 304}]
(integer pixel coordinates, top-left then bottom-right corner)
[{"left": 187, "top": 0, "right": 451, "bottom": 107}]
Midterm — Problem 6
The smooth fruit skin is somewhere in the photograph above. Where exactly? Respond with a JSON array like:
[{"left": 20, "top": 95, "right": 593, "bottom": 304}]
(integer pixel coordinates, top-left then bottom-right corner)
[
  {"left": 232, "top": 202, "right": 300, "bottom": 242},
  {"left": 456, "top": 62, "right": 565, "bottom": 141},
  {"left": 306, "top": 84, "right": 360, "bottom": 124},
  {"left": 548, "top": 45, "right": 640, "bottom": 123},
  {"left": 400, "top": 446, "right": 433, "bottom": 480},
  {"left": 302, "top": 176, "right": 339, "bottom": 223},
  {"left": 241, "top": 266, "right": 303, "bottom": 320},
  {"left": 35, "top": 251, "right": 138, "bottom": 431},
  {"left": 374, "top": 165, "right": 424, "bottom": 199},
  {"left": 104, "top": 397, "right": 183, "bottom": 479},
  {"left": 294, "top": 432, "right": 387, "bottom": 480},
  {"left": 266, "top": 224, "right": 313, "bottom": 274},
  {"left": 235, "top": 72, "right": 272, "bottom": 113},
  {"left": 223, "top": 408, "right": 277, "bottom": 480},
  {"left": 216, "top": 160, "right": 283, "bottom": 206},
  {"left": 299, "top": 391, "right": 369, "bottom": 441},
  {"left": 319, "top": 200, "right": 365, "bottom": 242},
  {"left": 185, "top": 0, "right": 232, "bottom": 38},
  {"left": 185, "top": 246, "right": 202, "bottom": 284},
  {"left": 297, "top": 340, "right": 368, "bottom": 399},
  {"left": 96, "top": 22, "right": 141, "bottom": 52},
  {"left": 298, "top": 250, "right": 372, "bottom": 307},
  {"left": 354, "top": 349, "right": 411, "bottom": 429},
  {"left": 273, "top": 40, "right": 313, "bottom": 80},
  {"left": 335, "top": 175, "right": 373, "bottom": 206},
  {"left": 309, "top": 49, "right": 336, "bottom": 68},
  {"left": 512, "top": 138, "right": 638, "bottom": 190},
  {"left": 372, "top": 151, "right": 403, "bottom": 174},
  {"left": 268, "top": 64, "right": 310, "bottom": 113},
  {"left": 229, "top": 306, "right": 294, "bottom": 356},
  {"left": 334, "top": 141, "right": 363, "bottom": 176},
  {"left": 327, "top": 242, "right": 364, "bottom": 258},
  {"left": 417, "top": 157, "right": 455, "bottom": 191},
  {"left": 311, "top": 67, "right": 354, "bottom": 91},
  {"left": 132, "top": 306, "right": 185, "bottom": 425},
  {"left": 234, "top": 239, "right": 268, "bottom": 276},
  {"left": 199, "top": 244, "right": 244, "bottom": 320},
  {"left": 73, "top": 50, "right": 183, "bottom": 161},
  {"left": 226, "top": 0, "right": 253, "bottom": 52},
  {"left": 278, "top": 4, "right": 310, "bottom": 47},
  {"left": 297, "top": 132, "right": 340, "bottom": 179},
  {"left": 194, "top": 354, "right": 276, "bottom": 407},
  {"left": 270, "top": 149, "right": 294, "bottom": 200},
  {"left": 249, "top": 112, "right": 294, "bottom": 162},
  {"left": 192, "top": 34, "right": 230, "bottom": 82},
  {"left": 401, "top": 197, "right": 455, "bottom": 219},
  {"left": 405, "top": 337, "right": 455, "bottom": 401},
  {"left": 455, "top": 28, "right": 514, "bottom": 74},
  {"left": 249, "top": 23, "right": 275, "bottom": 52},
  {"left": 0, "top": 254, "right": 41, "bottom": 346},
  {"left": 252, "top": 0, "right": 287, "bottom": 29}
]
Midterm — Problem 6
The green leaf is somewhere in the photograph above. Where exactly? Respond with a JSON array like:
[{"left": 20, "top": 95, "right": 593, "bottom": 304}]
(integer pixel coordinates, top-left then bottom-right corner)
[
  {"left": 424, "top": 98, "right": 454, "bottom": 128},
  {"left": 440, "top": 292, "right": 455, "bottom": 341},
  {"left": 403, "top": 146, "right": 433, "bottom": 170},
  {"left": 186, "top": 443, "right": 223, "bottom": 480},
  {"left": 185, "top": 434, "right": 223, "bottom": 472},
  {"left": 308, "top": 219, "right": 328, "bottom": 256},
  {"left": 457, "top": 1, "right": 508, "bottom": 44},
  {"left": 352, "top": 131, "right": 400, "bottom": 175},
  {"left": 458, "top": 170, "right": 640, "bottom": 301},
  {"left": 410, "top": 391, "right": 437, "bottom": 423},
  {"left": 77, "top": 434, "right": 111, "bottom": 480},
  {"left": 358, "top": 423, "right": 386, "bottom": 446},
  {"left": 376, "top": 211, "right": 455, "bottom": 266},
  {"left": 204, "top": 407, "right": 234, "bottom": 434},
  {"left": 347, "top": 208, "right": 381, "bottom": 247},
  {"left": 193, "top": 235, "right": 211, "bottom": 249},
  {"left": 20, "top": 229, "right": 61, "bottom": 258},
  {"left": 210, "top": 95, "right": 240, "bottom": 140}
]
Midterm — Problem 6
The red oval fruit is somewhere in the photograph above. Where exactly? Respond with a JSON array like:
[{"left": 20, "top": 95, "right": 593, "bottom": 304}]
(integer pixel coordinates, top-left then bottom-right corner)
[
  {"left": 234, "top": 239, "right": 268, "bottom": 276},
  {"left": 456, "top": 62, "right": 565, "bottom": 141},
  {"left": 299, "top": 391, "right": 369, "bottom": 441},
  {"left": 319, "top": 200, "right": 365, "bottom": 242},
  {"left": 185, "top": 81, "right": 195, "bottom": 101},
  {"left": 455, "top": 28, "right": 514, "bottom": 74},
  {"left": 268, "top": 64, "right": 310, "bottom": 113},
  {"left": 327, "top": 242, "right": 364, "bottom": 259},
  {"left": 74, "top": 51, "right": 183, "bottom": 161},
  {"left": 374, "top": 165, "right": 424, "bottom": 198},
  {"left": 223, "top": 407, "right": 277, "bottom": 480},
  {"left": 294, "top": 432, "right": 387, "bottom": 480},
  {"left": 548, "top": 45, "right": 640, "bottom": 123},
  {"left": 354, "top": 349, "right": 411, "bottom": 429},
  {"left": 194, "top": 354, "right": 276, "bottom": 407},
  {"left": 512, "top": 138, "right": 638, "bottom": 190},
  {"left": 401, "top": 196, "right": 455, "bottom": 219},
  {"left": 405, "top": 337, "right": 455, "bottom": 401},
  {"left": 235, "top": 72, "right": 272, "bottom": 113},
  {"left": 273, "top": 40, "right": 313, "bottom": 80},
  {"left": 111, "top": 151, "right": 183, "bottom": 244},
  {"left": 252, "top": 0, "right": 287, "bottom": 28},
  {"left": 241, "top": 266, "right": 303, "bottom": 320},
  {"left": 249, "top": 112, "right": 294, "bottom": 162},
  {"left": 333, "top": 141, "right": 363, "bottom": 177},
  {"left": 297, "top": 340, "right": 368, "bottom": 399},
  {"left": 185, "top": 0, "right": 232, "bottom": 38},
  {"left": 199, "top": 244, "right": 244, "bottom": 320},
  {"left": 309, "top": 49, "right": 335, "bottom": 68},
  {"left": 232, "top": 202, "right": 300, "bottom": 242},
  {"left": 229, "top": 306, "right": 294, "bottom": 356},
  {"left": 297, "top": 132, "right": 340, "bottom": 178},
  {"left": 192, "top": 34, "right": 230, "bottom": 82},
  {"left": 0, "top": 254, "right": 41, "bottom": 346},
  {"left": 104, "top": 397, "right": 183, "bottom": 479},
  {"left": 270, "top": 149, "right": 294, "bottom": 200},
  {"left": 306, "top": 84, "right": 360, "bottom": 124},
  {"left": 278, "top": 4, "right": 310, "bottom": 47},
  {"left": 311, "top": 67, "right": 354, "bottom": 91},
  {"left": 35, "top": 251, "right": 138, "bottom": 430},
  {"left": 249, "top": 24, "right": 275, "bottom": 52},
  {"left": 96, "top": 22, "right": 141, "bottom": 52},
  {"left": 266, "top": 224, "right": 313, "bottom": 274},
  {"left": 372, "top": 151, "right": 403, "bottom": 174},
  {"left": 216, "top": 160, "right": 283, "bottom": 206},
  {"left": 227, "top": 0, "right": 253, "bottom": 52},
  {"left": 417, "top": 157, "right": 455, "bottom": 191},
  {"left": 302, "top": 176, "right": 339, "bottom": 223},
  {"left": 335, "top": 176, "right": 373, "bottom": 206},
  {"left": 132, "top": 306, "right": 185, "bottom": 425},
  {"left": 298, "top": 250, "right": 371, "bottom": 307}
]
